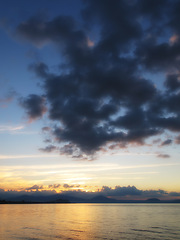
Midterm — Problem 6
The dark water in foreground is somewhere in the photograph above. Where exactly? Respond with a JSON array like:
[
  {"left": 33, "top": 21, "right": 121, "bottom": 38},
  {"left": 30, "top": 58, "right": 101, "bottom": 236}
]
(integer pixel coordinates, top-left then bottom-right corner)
[{"left": 0, "top": 203, "right": 180, "bottom": 240}]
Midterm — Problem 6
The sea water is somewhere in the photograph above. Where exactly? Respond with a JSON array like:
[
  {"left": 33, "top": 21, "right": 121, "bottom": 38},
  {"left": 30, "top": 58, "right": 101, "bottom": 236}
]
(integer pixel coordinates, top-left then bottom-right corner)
[{"left": 0, "top": 203, "right": 180, "bottom": 240}]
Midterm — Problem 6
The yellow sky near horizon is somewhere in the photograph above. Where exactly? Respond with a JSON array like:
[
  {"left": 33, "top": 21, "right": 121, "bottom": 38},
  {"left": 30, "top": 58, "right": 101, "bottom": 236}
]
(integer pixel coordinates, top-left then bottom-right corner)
[{"left": 1, "top": 152, "right": 180, "bottom": 193}]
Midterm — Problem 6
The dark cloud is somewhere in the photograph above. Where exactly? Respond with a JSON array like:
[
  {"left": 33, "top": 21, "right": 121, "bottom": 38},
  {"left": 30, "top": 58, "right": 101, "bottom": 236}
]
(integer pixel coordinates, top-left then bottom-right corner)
[
  {"left": 175, "top": 135, "right": 180, "bottom": 144},
  {"left": 82, "top": 0, "right": 142, "bottom": 54},
  {"left": 29, "top": 62, "right": 49, "bottom": 79},
  {"left": 42, "top": 126, "right": 51, "bottom": 132},
  {"left": 138, "top": 0, "right": 169, "bottom": 20},
  {"left": 39, "top": 145, "right": 57, "bottom": 153},
  {"left": 157, "top": 154, "right": 170, "bottom": 158},
  {"left": 48, "top": 184, "right": 61, "bottom": 189},
  {"left": 60, "top": 143, "right": 78, "bottom": 156},
  {"left": 136, "top": 40, "right": 180, "bottom": 71},
  {"left": 43, "top": 139, "right": 52, "bottom": 143},
  {"left": 101, "top": 185, "right": 142, "bottom": 196},
  {"left": 165, "top": 74, "right": 180, "bottom": 92},
  {"left": 142, "top": 189, "right": 168, "bottom": 198},
  {"left": 16, "top": 15, "right": 75, "bottom": 47},
  {"left": 1, "top": 185, "right": 180, "bottom": 201},
  {"left": 15, "top": 0, "right": 180, "bottom": 157},
  {"left": 19, "top": 94, "right": 46, "bottom": 121},
  {"left": 168, "top": 0, "right": 180, "bottom": 34},
  {"left": 25, "top": 185, "right": 43, "bottom": 191},
  {"left": 168, "top": 191, "right": 180, "bottom": 197},
  {"left": 63, "top": 184, "right": 75, "bottom": 189},
  {"left": 161, "top": 139, "right": 172, "bottom": 146}
]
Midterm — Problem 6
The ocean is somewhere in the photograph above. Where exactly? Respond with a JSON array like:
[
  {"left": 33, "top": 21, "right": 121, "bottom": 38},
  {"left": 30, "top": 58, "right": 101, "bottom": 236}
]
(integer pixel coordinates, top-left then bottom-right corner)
[{"left": 0, "top": 203, "right": 180, "bottom": 240}]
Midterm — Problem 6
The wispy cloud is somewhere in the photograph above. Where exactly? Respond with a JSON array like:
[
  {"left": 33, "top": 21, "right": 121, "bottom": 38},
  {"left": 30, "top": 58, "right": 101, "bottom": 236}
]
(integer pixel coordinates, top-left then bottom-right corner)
[
  {"left": 0, "top": 90, "right": 16, "bottom": 108},
  {"left": 0, "top": 154, "right": 59, "bottom": 159},
  {"left": 0, "top": 125, "right": 24, "bottom": 132},
  {"left": 0, "top": 124, "right": 38, "bottom": 135},
  {"left": 157, "top": 154, "right": 170, "bottom": 158}
]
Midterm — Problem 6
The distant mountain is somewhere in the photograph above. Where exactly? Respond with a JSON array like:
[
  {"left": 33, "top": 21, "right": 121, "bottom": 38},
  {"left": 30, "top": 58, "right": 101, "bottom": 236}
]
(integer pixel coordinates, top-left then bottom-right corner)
[
  {"left": 57, "top": 194, "right": 86, "bottom": 203},
  {"left": 146, "top": 198, "right": 161, "bottom": 202},
  {"left": 10, "top": 193, "right": 69, "bottom": 203},
  {"left": 90, "top": 195, "right": 119, "bottom": 203},
  {"left": 1, "top": 192, "right": 180, "bottom": 204}
]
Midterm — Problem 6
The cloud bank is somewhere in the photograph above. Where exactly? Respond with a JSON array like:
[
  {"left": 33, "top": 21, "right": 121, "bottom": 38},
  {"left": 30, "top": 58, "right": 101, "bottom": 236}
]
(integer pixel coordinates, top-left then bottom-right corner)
[{"left": 1, "top": 185, "right": 180, "bottom": 201}]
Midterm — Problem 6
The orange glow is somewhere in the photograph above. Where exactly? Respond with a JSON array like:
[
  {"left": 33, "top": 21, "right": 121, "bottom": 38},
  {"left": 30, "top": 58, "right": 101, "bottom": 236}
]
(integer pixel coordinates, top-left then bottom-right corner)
[
  {"left": 169, "top": 34, "right": 179, "bottom": 45},
  {"left": 87, "top": 37, "right": 95, "bottom": 47}
]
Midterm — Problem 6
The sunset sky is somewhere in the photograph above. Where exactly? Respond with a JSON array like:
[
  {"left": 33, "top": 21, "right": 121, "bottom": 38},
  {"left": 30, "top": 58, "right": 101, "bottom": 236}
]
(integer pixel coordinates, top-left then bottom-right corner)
[{"left": 0, "top": 0, "right": 180, "bottom": 200}]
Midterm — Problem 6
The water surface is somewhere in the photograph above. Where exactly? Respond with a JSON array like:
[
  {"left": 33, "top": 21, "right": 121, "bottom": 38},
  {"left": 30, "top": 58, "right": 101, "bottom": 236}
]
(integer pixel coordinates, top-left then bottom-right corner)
[{"left": 0, "top": 203, "right": 180, "bottom": 239}]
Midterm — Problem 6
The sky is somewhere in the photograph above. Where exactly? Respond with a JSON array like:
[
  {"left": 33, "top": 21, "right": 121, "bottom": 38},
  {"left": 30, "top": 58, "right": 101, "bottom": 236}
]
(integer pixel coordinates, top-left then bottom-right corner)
[{"left": 0, "top": 0, "right": 180, "bottom": 200}]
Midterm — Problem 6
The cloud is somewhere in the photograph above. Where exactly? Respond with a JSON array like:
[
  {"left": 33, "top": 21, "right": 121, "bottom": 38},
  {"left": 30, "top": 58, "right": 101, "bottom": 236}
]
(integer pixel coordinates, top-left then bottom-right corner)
[
  {"left": 1, "top": 184, "right": 179, "bottom": 201},
  {"left": 168, "top": 191, "right": 180, "bottom": 197},
  {"left": 161, "top": 139, "right": 172, "bottom": 146},
  {"left": 25, "top": 185, "right": 43, "bottom": 191},
  {"left": 14, "top": 0, "right": 180, "bottom": 157},
  {"left": 169, "top": 34, "right": 179, "bottom": 45},
  {"left": 99, "top": 185, "right": 170, "bottom": 199},
  {"left": 175, "top": 135, "right": 180, "bottom": 144},
  {"left": 0, "top": 125, "right": 24, "bottom": 133},
  {"left": 63, "top": 184, "right": 75, "bottom": 189},
  {"left": 164, "top": 74, "right": 180, "bottom": 92},
  {"left": 157, "top": 154, "right": 170, "bottom": 158},
  {"left": 42, "top": 126, "right": 51, "bottom": 132},
  {"left": 19, "top": 94, "right": 47, "bottom": 121},
  {"left": 100, "top": 185, "right": 142, "bottom": 196},
  {"left": 0, "top": 90, "right": 16, "bottom": 108},
  {"left": 39, "top": 145, "right": 57, "bottom": 153},
  {"left": 0, "top": 154, "right": 59, "bottom": 160},
  {"left": 48, "top": 184, "right": 61, "bottom": 189}
]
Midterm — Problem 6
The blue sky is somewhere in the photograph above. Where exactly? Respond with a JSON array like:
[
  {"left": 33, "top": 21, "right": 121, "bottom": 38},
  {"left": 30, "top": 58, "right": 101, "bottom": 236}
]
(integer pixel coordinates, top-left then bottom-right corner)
[{"left": 0, "top": 0, "right": 180, "bottom": 200}]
